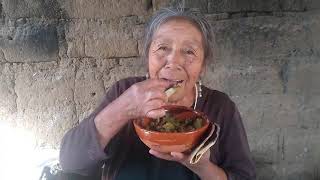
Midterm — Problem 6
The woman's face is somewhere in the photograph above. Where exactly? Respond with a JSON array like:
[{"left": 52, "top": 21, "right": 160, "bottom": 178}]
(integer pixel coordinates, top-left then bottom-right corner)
[{"left": 148, "top": 19, "right": 205, "bottom": 102}]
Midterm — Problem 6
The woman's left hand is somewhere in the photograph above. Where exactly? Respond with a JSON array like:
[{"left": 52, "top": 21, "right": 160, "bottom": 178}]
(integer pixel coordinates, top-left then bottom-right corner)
[
  {"left": 149, "top": 149, "right": 210, "bottom": 173},
  {"left": 149, "top": 149, "right": 227, "bottom": 180}
]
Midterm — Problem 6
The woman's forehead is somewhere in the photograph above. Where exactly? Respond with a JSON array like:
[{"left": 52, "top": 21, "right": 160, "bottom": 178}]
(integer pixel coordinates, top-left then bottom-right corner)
[
  {"left": 152, "top": 36, "right": 202, "bottom": 49},
  {"left": 152, "top": 19, "right": 203, "bottom": 46}
]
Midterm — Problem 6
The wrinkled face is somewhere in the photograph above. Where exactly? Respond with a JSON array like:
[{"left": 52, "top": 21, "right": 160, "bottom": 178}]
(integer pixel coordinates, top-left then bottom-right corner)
[{"left": 148, "top": 19, "right": 205, "bottom": 102}]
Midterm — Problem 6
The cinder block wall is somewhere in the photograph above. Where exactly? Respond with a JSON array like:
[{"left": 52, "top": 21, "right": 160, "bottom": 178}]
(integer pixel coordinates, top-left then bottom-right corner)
[{"left": 0, "top": 0, "right": 319, "bottom": 179}]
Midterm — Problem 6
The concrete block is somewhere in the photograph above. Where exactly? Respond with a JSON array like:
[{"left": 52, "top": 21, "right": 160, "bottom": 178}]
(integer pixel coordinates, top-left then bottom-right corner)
[
  {"left": 286, "top": 59, "right": 320, "bottom": 96},
  {"left": 282, "top": 128, "right": 320, "bottom": 164},
  {"left": 0, "top": 21, "right": 59, "bottom": 62},
  {"left": 261, "top": 95, "right": 300, "bottom": 128},
  {"left": 278, "top": 162, "right": 320, "bottom": 180},
  {"left": 67, "top": 37, "right": 85, "bottom": 58},
  {"left": 65, "top": 19, "right": 88, "bottom": 38},
  {"left": 232, "top": 94, "right": 300, "bottom": 130},
  {"left": 231, "top": 95, "right": 263, "bottom": 130},
  {"left": 305, "top": 0, "right": 320, "bottom": 10},
  {"left": 309, "top": 11, "right": 320, "bottom": 57},
  {"left": 205, "top": 61, "right": 284, "bottom": 95},
  {"left": 255, "top": 163, "right": 280, "bottom": 180},
  {"left": 203, "top": 63, "right": 230, "bottom": 94},
  {"left": 152, "top": 0, "right": 173, "bottom": 11},
  {"left": 297, "top": 95, "right": 320, "bottom": 129},
  {"left": 210, "top": 13, "right": 319, "bottom": 60},
  {"left": 0, "top": 50, "right": 7, "bottom": 62},
  {"left": 280, "top": 0, "right": 305, "bottom": 11},
  {"left": 132, "top": 24, "right": 145, "bottom": 56},
  {"left": 205, "top": 13, "right": 230, "bottom": 21},
  {"left": 259, "top": 162, "right": 320, "bottom": 180},
  {"left": 208, "top": 0, "right": 280, "bottom": 13},
  {"left": 247, "top": 128, "right": 282, "bottom": 164},
  {"left": 0, "top": 63, "right": 17, "bottom": 124},
  {"left": 63, "top": 0, "right": 149, "bottom": 19},
  {"left": 65, "top": 19, "right": 88, "bottom": 58},
  {"left": 184, "top": 0, "right": 208, "bottom": 13},
  {"left": 2, "top": 0, "right": 66, "bottom": 19},
  {"left": 74, "top": 58, "right": 106, "bottom": 122},
  {"left": 227, "top": 64, "right": 283, "bottom": 95},
  {"left": 85, "top": 18, "right": 138, "bottom": 58},
  {"left": 97, "top": 57, "right": 145, "bottom": 90},
  {"left": 14, "top": 60, "right": 77, "bottom": 147}
]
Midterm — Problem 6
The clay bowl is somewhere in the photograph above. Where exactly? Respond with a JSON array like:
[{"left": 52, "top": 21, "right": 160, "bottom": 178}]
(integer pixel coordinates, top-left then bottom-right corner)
[{"left": 133, "top": 105, "right": 210, "bottom": 153}]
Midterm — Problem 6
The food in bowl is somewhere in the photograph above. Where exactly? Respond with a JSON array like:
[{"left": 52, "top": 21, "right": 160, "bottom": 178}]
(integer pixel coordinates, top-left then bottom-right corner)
[
  {"left": 133, "top": 105, "right": 210, "bottom": 153},
  {"left": 144, "top": 112, "right": 204, "bottom": 133}
]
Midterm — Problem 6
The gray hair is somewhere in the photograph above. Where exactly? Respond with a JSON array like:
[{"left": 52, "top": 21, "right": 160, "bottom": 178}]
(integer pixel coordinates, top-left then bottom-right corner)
[{"left": 142, "top": 8, "right": 215, "bottom": 68}]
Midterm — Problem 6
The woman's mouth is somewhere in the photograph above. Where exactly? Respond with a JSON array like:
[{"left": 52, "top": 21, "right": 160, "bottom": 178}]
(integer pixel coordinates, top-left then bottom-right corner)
[
  {"left": 161, "top": 78, "right": 186, "bottom": 102},
  {"left": 161, "top": 78, "right": 184, "bottom": 88}
]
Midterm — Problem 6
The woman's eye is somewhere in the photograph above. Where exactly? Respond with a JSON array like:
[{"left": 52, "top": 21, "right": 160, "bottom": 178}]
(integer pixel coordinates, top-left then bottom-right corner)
[
  {"left": 186, "top": 49, "right": 195, "bottom": 55},
  {"left": 158, "top": 46, "right": 168, "bottom": 51}
]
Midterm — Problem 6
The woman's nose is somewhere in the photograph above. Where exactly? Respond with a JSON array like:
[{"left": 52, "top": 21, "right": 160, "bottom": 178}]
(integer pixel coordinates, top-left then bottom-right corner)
[{"left": 165, "top": 51, "right": 184, "bottom": 70}]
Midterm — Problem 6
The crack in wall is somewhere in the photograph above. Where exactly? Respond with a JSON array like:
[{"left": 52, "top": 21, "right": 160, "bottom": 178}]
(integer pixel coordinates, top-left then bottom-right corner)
[
  {"left": 0, "top": 49, "right": 8, "bottom": 62},
  {"left": 94, "top": 58, "right": 107, "bottom": 93},
  {"left": 104, "top": 55, "right": 139, "bottom": 59},
  {"left": 145, "top": 0, "right": 153, "bottom": 11},
  {"left": 260, "top": 111, "right": 264, "bottom": 129},
  {"left": 277, "top": 130, "right": 281, "bottom": 162},
  {"left": 281, "top": 132, "right": 285, "bottom": 160},
  {"left": 0, "top": 0, "right": 5, "bottom": 19},
  {"left": 72, "top": 61, "right": 79, "bottom": 125},
  {"left": 279, "top": 59, "right": 289, "bottom": 93},
  {"left": 12, "top": 64, "right": 19, "bottom": 124}
]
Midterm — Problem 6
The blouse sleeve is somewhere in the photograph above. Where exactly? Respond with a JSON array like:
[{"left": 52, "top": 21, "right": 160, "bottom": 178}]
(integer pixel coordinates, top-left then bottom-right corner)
[
  {"left": 218, "top": 101, "right": 256, "bottom": 180},
  {"left": 59, "top": 81, "right": 120, "bottom": 176}
]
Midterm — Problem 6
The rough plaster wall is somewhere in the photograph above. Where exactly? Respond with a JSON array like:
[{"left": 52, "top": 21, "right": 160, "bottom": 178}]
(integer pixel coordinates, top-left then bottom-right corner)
[{"left": 0, "top": 0, "right": 319, "bottom": 179}]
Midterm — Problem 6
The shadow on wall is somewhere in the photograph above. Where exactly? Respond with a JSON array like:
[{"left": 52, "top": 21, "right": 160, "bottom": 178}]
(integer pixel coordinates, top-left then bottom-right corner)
[
  {"left": 0, "top": 2, "right": 3, "bottom": 19},
  {"left": 0, "top": 0, "right": 69, "bottom": 63},
  {"left": 2, "top": 0, "right": 68, "bottom": 19}
]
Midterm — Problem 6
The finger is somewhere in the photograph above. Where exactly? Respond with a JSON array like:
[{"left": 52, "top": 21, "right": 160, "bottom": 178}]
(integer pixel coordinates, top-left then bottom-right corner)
[
  {"left": 143, "top": 99, "right": 166, "bottom": 118},
  {"left": 170, "top": 152, "right": 186, "bottom": 161},
  {"left": 146, "top": 109, "right": 166, "bottom": 119},
  {"left": 145, "top": 90, "right": 167, "bottom": 102},
  {"left": 149, "top": 149, "right": 175, "bottom": 161},
  {"left": 143, "top": 99, "right": 166, "bottom": 112}
]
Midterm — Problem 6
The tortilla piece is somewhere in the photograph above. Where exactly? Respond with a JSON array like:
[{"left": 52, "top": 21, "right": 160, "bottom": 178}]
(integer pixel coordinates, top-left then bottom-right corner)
[{"left": 165, "top": 87, "right": 177, "bottom": 97}]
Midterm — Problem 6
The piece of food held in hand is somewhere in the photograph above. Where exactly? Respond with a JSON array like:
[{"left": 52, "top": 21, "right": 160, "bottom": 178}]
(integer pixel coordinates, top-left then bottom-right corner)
[
  {"left": 165, "top": 80, "right": 183, "bottom": 102},
  {"left": 133, "top": 105, "right": 210, "bottom": 153}
]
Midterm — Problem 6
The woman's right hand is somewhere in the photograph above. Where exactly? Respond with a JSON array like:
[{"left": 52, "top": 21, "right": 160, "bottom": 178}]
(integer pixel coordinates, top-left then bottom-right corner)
[
  {"left": 94, "top": 79, "right": 171, "bottom": 148},
  {"left": 118, "top": 78, "right": 171, "bottom": 119}
]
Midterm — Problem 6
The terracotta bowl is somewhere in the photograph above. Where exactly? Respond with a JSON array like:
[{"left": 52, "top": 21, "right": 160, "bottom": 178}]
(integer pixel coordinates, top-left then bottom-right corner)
[{"left": 133, "top": 105, "right": 210, "bottom": 153}]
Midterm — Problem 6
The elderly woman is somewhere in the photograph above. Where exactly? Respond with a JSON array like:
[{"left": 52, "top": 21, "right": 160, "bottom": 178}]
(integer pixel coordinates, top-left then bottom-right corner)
[{"left": 60, "top": 8, "right": 256, "bottom": 180}]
